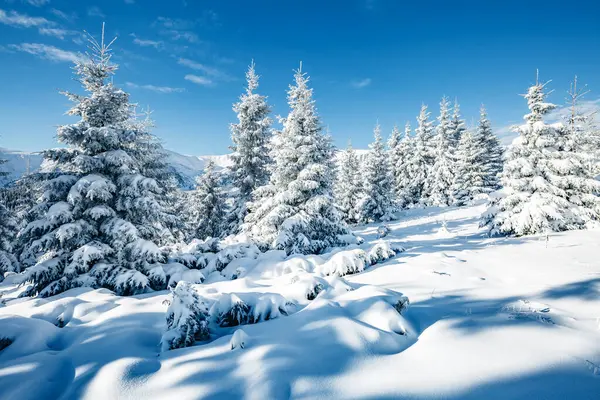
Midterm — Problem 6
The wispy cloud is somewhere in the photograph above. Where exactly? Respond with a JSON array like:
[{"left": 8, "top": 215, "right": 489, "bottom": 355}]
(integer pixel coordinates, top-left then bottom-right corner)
[
  {"left": 125, "top": 82, "right": 185, "bottom": 93},
  {"left": 87, "top": 6, "right": 105, "bottom": 18},
  {"left": 351, "top": 78, "right": 372, "bottom": 89},
  {"left": 178, "top": 57, "right": 234, "bottom": 82},
  {"left": 9, "top": 43, "right": 81, "bottom": 63},
  {"left": 184, "top": 74, "right": 213, "bottom": 86},
  {"left": 153, "top": 17, "right": 200, "bottom": 43},
  {"left": 23, "top": 0, "right": 50, "bottom": 6},
  {"left": 0, "top": 9, "right": 53, "bottom": 28},
  {"left": 132, "top": 36, "right": 163, "bottom": 49},
  {"left": 50, "top": 9, "right": 77, "bottom": 22},
  {"left": 39, "top": 27, "right": 80, "bottom": 40}
]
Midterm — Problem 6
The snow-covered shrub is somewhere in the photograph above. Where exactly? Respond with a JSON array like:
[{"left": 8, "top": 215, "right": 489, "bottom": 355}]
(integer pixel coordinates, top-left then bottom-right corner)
[
  {"left": 0, "top": 336, "right": 13, "bottom": 351},
  {"left": 210, "top": 292, "right": 294, "bottom": 327},
  {"left": 210, "top": 243, "right": 261, "bottom": 272},
  {"left": 163, "top": 263, "right": 205, "bottom": 288},
  {"left": 377, "top": 224, "right": 390, "bottom": 238},
  {"left": 393, "top": 296, "right": 410, "bottom": 315},
  {"left": 230, "top": 329, "right": 249, "bottom": 350},
  {"left": 316, "top": 249, "right": 369, "bottom": 277},
  {"left": 161, "top": 281, "right": 210, "bottom": 351},
  {"left": 367, "top": 240, "right": 402, "bottom": 264}
]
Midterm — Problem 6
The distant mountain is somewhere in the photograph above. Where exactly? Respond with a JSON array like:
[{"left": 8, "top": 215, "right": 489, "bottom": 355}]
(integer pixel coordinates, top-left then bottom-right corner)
[{"left": 0, "top": 147, "right": 233, "bottom": 188}]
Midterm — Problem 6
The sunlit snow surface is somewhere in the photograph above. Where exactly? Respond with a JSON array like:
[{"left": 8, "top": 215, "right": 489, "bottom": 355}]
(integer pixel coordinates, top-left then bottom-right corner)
[{"left": 1, "top": 203, "right": 599, "bottom": 399}]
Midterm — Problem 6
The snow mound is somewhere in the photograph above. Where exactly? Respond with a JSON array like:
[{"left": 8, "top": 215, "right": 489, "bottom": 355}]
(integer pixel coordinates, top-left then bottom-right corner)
[
  {"left": 211, "top": 292, "right": 295, "bottom": 327},
  {"left": 230, "top": 329, "right": 249, "bottom": 350}
]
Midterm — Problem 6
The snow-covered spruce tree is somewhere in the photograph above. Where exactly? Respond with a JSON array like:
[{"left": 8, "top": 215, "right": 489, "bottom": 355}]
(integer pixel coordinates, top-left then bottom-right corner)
[
  {"left": 448, "top": 99, "right": 466, "bottom": 152},
  {"left": 392, "top": 122, "right": 415, "bottom": 208},
  {"left": 187, "top": 161, "right": 226, "bottom": 240},
  {"left": 226, "top": 61, "right": 272, "bottom": 235},
  {"left": 405, "top": 105, "right": 435, "bottom": 206},
  {"left": 565, "top": 76, "right": 600, "bottom": 177},
  {"left": 387, "top": 125, "right": 401, "bottom": 209},
  {"left": 243, "top": 63, "right": 352, "bottom": 255},
  {"left": 18, "top": 27, "right": 177, "bottom": 297},
  {"left": 451, "top": 128, "right": 487, "bottom": 206},
  {"left": 0, "top": 157, "right": 19, "bottom": 280},
  {"left": 425, "top": 97, "right": 455, "bottom": 207},
  {"left": 483, "top": 77, "right": 600, "bottom": 236},
  {"left": 359, "top": 123, "right": 394, "bottom": 222},
  {"left": 335, "top": 141, "right": 363, "bottom": 224},
  {"left": 477, "top": 105, "right": 503, "bottom": 191}
]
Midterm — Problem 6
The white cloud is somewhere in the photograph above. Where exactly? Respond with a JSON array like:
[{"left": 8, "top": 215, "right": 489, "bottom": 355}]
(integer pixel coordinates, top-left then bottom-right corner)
[
  {"left": 132, "top": 37, "right": 163, "bottom": 49},
  {"left": 50, "top": 9, "right": 77, "bottom": 22},
  {"left": 184, "top": 74, "right": 213, "bottom": 86},
  {"left": 39, "top": 27, "right": 79, "bottom": 40},
  {"left": 351, "top": 78, "right": 372, "bottom": 89},
  {"left": 23, "top": 0, "right": 50, "bottom": 6},
  {"left": 178, "top": 58, "right": 234, "bottom": 81},
  {"left": 87, "top": 6, "right": 105, "bottom": 18},
  {"left": 9, "top": 43, "right": 81, "bottom": 63},
  {"left": 154, "top": 17, "right": 200, "bottom": 43},
  {"left": 0, "top": 9, "right": 53, "bottom": 28},
  {"left": 125, "top": 82, "right": 184, "bottom": 93}
]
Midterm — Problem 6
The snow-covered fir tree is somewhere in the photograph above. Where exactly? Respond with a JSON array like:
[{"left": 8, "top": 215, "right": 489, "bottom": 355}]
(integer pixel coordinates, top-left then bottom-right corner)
[
  {"left": 387, "top": 125, "right": 402, "bottom": 208},
  {"left": 425, "top": 97, "right": 455, "bottom": 206},
  {"left": 392, "top": 122, "right": 415, "bottom": 208},
  {"left": 451, "top": 128, "right": 486, "bottom": 206},
  {"left": 335, "top": 141, "right": 363, "bottom": 224},
  {"left": 405, "top": 105, "right": 435, "bottom": 206},
  {"left": 477, "top": 105, "right": 503, "bottom": 191},
  {"left": 0, "top": 155, "right": 19, "bottom": 279},
  {"left": 359, "top": 123, "right": 394, "bottom": 222},
  {"left": 18, "top": 27, "right": 177, "bottom": 297},
  {"left": 448, "top": 99, "right": 466, "bottom": 151},
  {"left": 187, "top": 161, "right": 226, "bottom": 240},
  {"left": 243, "top": 63, "right": 352, "bottom": 254},
  {"left": 483, "top": 76, "right": 600, "bottom": 236},
  {"left": 227, "top": 61, "right": 272, "bottom": 234}
]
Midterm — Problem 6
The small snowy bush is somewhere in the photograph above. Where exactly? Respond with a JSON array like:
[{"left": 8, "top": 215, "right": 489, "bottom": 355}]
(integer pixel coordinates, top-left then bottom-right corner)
[
  {"left": 367, "top": 240, "right": 401, "bottom": 264},
  {"left": 210, "top": 292, "right": 294, "bottom": 327},
  {"left": 316, "top": 249, "right": 369, "bottom": 277},
  {"left": 230, "top": 329, "right": 250, "bottom": 350},
  {"left": 161, "top": 281, "right": 210, "bottom": 351}
]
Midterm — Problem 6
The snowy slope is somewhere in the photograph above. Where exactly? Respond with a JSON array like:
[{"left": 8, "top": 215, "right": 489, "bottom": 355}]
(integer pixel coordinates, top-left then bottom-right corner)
[{"left": 1, "top": 203, "right": 599, "bottom": 399}]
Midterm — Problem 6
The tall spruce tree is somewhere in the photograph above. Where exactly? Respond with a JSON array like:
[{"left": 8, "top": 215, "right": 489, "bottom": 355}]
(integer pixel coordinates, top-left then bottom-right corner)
[
  {"left": 227, "top": 61, "right": 272, "bottom": 234},
  {"left": 187, "top": 161, "right": 225, "bottom": 240},
  {"left": 359, "top": 123, "right": 394, "bottom": 222},
  {"left": 387, "top": 125, "right": 401, "bottom": 209},
  {"left": 18, "top": 26, "right": 177, "bottom": 297},
  {"left": 483, "top": 76, "right": 600, "bottom": 236},
  {"left": 406, "top": 105, "right": 435, "bottom": 206},
  {"left": 393, "top": 122, "right": 414, "bottom": 208},
  {"left": 477, "top": 105, "right": 503, "bottom": 191},
  {"left": 426, "top": 97, "right": 455, "bottom": 206},
  {"left": 335, "top": 141, "right": 363, "bottom": 224},
  {"left": 0, "top": 152, "right": 19, "bottom": 280},
  {"left": 243, "top": 63, "right": 352, "bottom": 254},
  {"left": 451, "top": 129, "right": 486, "bottom": 205},
  {"left": 448, "top": 99, "right": 466, "bottom": 151}
]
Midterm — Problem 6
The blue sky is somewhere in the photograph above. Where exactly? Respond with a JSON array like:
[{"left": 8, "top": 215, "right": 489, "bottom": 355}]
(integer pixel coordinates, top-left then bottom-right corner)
[{"left": 1, "top": 0, "right": 599, "bottom": 156}]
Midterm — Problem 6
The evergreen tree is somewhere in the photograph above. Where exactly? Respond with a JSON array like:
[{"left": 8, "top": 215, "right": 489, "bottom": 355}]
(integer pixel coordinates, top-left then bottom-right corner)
[
  {"left": 448, "top": 99, "right": 466, "bottom": 151},
  {"left": 18, "top": 26, "right": 177, "bottom": 297},
  {"left": 359, "top": 122, "right": 394, "bottom": 222},
  {"left": 451, "top": 129, "right": 486, "bottom": 206},
  {"left": 393, "top": 122, "right": 414, "bottom": 208},
  {"left": 476, "top": 105, "right": 504, "bottom": 191},
  {"left": 405, "top": 105, "right": 435, "bottom": 206},
  {"left": 0, "top": 153, "right": 19, "bottom": 279},
  {"left": 335, "top": 141, "right": 363, "bottom": 224},
  {"left": 243, "top": 64, "right": 352, "bottom": 255},
  {"left": 483, "top": 76, "right": 600, "bottom": 236},
  {"left": 387, "top": 125, "right": 401, "bottom": 209},
  {"left": 426, "top": 97, "right": 455, "bottom": 206},
  {"left": 227, "top": 61, "right": 272, "bottom": 234},
  {"left": 187, "top": 161, "right": 226, "bottom": 240}
]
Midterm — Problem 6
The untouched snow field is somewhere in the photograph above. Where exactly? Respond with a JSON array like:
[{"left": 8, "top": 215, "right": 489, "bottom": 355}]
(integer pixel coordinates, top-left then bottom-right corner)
[{"left": 1, "top": 203, "right": 599, "bottom": 399}]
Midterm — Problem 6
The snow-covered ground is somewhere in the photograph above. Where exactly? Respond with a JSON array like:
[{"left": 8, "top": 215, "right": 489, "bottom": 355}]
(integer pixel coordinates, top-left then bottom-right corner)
[{"left": 1, "top": 203, "right": 599, "bottom": 399}]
